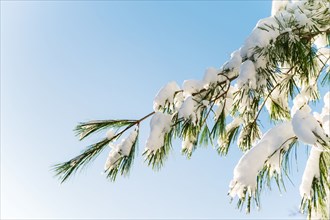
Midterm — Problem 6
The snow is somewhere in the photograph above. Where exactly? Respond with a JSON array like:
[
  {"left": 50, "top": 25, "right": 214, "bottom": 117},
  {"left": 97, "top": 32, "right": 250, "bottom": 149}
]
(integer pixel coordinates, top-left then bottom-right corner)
[
  {"left": 271, "top": 0, "right": 289, "bottom": 16},
  {"left": 233, "top": 85, "right": 253, "bottom": 114},
  {"left": 227, "top": 117, "right": 243, "bottom": 131},
  {"left": 106, "top": 129, "right": 115, "bottom": 140},
  {"left": 294, "top": 9, "right": 312, "bottom": 28},
  {"left": 240, "top": 17, "right": 279, "bottom": 58},
  {"left": 214, "top": 86, "right": 237, "bottom": 118},
  {"left": 311, "top": 209, "right": 324, "bottom": 220},
  {"left": 145, "top": 112, "right": 172, "bottom": 151},
  {"left": 317, "top": 47, "right": 330, "bottom": 67},
  {"left": 223, "top": 50, "right": 242, "bottom": 75},
  {"left": 286, "top": 1, "right": 302, "bottom": 11},
  {"left": 104, "top": 127, "right": 138, "bottom": 170},
  {"left": 182, "top": 136, "right": 196, "bottom": 154},
  {"left": 237, "top": 60, "right": 257, "bottom": 89},
  {"left": 173, "top": 95, "right": 185, "bottom": 112},
  {"left": 229, "top": 122, "right": 294, "bottom": 199},
  {"left": 104, "top": 150, "right": 121, "bottom": 171},
  {"left": 299, "top": 147, "right": 321, "bottom": 199},
  {"left": 182, "top": 79, "right": 203, "bottom": 96},
  {"left": 214, "top": 104, "right": 223, "bottom": 120},
  {"left": 290, "top": 1, "right": 329, "bottom": 30},
  {"left": 291, "top": 91, "right": 330, "bottom": 146},
  {"left": 322, "top": 115, "right": 330, "bottom": 137},
  {"left": 292, "top": 105, "right": 329, "bottom": 145},
  {"left": 255, "top": 16, "right": 279, "bottom": 40},
  {"left": 115, "top": 127, "right": 138, "bottom": 156},
  {"left": 227, "top": 85, "right": 238, "bottom": 99},
  {"left": 321, "top": 92, "right": 330, "bottom": 136},
  {"left": 291, "top": 94, "right": 309, "bottom": 116},
  {"left": 300, "top": 78, "right": 320, "bottom": 102},
  {"left": 153, "top": 81, "right": 181, "bottom": 111},
  {"left": 214, "top": 87, "right": 236, "bottom": 118},
  {"left": 223, "top": 98, "right": 234, "bottom": 116},
  {"left": 292, "top": 109, "right": 328, "bottom": 145},
  {"left": 265, "top": 87, "right": 289, "bottom": 118},
  {"left": 203, "top": 67, "right": 219, "bottom": 87},
  {"left": 266, "top": 149, "right": 281, "bottom": 175},
  {"left": 277, "top": 10, "right": 293, "bottom": 25},
  {"left": 314, "top": 33, "right": 328, "bottom": 49},
  {"left": 254, "top": 54, "right": 268, "bottom": 69},
  {"left": 202, "top": 100, "right": 209, "bottom": 107},
  {"left": 316, "top": 48, "right": 330, "bottom": 77},
  {"left": 178, "top": 96, "right": 199, "bottom": 125},
  {"left": 314, "top": 92, "right": 330, "bottom": 137}
]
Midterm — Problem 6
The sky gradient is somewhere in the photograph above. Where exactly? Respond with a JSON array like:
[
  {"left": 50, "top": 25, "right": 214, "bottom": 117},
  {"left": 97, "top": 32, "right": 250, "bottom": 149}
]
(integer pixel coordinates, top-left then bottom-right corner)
[{"left": 1, "top": 1, "right": 314, "bottom": 219}]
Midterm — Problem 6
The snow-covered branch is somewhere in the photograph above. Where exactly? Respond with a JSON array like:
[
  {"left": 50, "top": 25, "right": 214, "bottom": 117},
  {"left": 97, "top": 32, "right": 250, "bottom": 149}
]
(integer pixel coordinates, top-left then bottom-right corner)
[
  {"left": 54, "top": 0, "right": 330, "bottom": 218},
  {"left": 228, "top": 122, "right": 296, "bottom": 212}
]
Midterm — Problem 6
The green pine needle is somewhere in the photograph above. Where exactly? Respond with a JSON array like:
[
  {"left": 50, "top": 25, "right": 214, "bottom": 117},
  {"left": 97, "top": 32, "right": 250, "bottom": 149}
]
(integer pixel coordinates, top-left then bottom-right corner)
[
  {"left": 53, "top": 138, "right": 110, "bottom": 183},
  {"left": 75, "top": 119, "right": 136, "bottom": 140}
]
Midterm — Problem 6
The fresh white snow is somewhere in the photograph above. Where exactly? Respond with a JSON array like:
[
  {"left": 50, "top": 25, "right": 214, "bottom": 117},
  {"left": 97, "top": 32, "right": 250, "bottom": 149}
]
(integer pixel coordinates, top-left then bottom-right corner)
[
  {"left": 178, "top": 96, "right": 200, "bottom": 125},
  {"left": 153, "top": 81, "right": 181, "bottom": 111},
  {"left": 182, "top": 136, "right": 197, "bottom": 154},
  {"left": 222, "top": 50, "right": 242, "bottom": 77},
  {"left": 321, "top": 92, "right": 330, "bottom": 136},
  {"left": 104, "top": 127, "right": 138, "bottom": 170},
  {"left": 237, "top": 60, "right": 257, "bottom": 89},
  {"left": 106, "top": 129, "right": 115, "bottom": 140},
  {"left": 115, "top": 127, "right": 138, "bottom": 156},
  {"left": 240, "top": 17, "right": 279, "bottom": 58},
  {"left": 104, "top": 150, "right": 121, "bottom": 171},
  {"left": 314, "top": 33, "right": 328, "bottom": 49},
  {"left": 265, "top": 86, "right": 289, "bottom": 119},
  {"left": 229, "top": 122, "right": 294, "bottom": 199},
  {"left": 271, "top": 0, "right": 289, "bottom": 16},
  {"left": 299, "top": 147, "right": 321, "bottom": 199},
  {"left": 292, "top": 108, "right": 328, "bottom": 145},
  {"left": 203, "top": 67, "right": 219, "bottom": 88},
  {"left": 145, "top": 112, "right": 172, "bottom": 152},
  {"left": 182, "top": 79, "right": 204, "bottom": 96},
  {"left": 291, "top": 94, "right": 309, "bottom": 116}
]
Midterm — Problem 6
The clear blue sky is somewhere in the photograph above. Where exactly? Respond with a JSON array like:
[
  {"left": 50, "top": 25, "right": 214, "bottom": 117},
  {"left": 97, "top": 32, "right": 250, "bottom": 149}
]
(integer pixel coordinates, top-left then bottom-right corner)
[{"left": 1, "top": 1, "right": 313, "bottom": 219}]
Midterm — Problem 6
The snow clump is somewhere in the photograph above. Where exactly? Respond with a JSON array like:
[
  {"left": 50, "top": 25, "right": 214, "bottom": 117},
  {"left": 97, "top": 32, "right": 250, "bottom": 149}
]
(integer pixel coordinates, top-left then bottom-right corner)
[
  {"left": 104, "top": 127, "right": 138, "bottom": 170},
  {"left": 299, "top": 148, "right": 321, "bottom": 199},
  {"left": 153, "top": 81, "right": 182, "bottom": 111},
  {"left": 229, "top": 122, "right": 294, "bottom": 199},
  {"left": 182, "top": 79, "right": 204, "bottom": 97},
  {"left": 145, "top": 112, "right": 172, "bottom": 152},
  {"left": 291, "top": 94, "right": 309, "bottom": 116},
  {"left": 237, "top": 60, "right": 257, "bottom": 89},
  {"left": 178, "top": 96, "right": 200, "bottom": 125},
  {"left": 271, "top": 0, "right": 288, "bottom": 17},
  {"left": 203, "top": 67, "right": 219, "bottom": 88},
  {"left": 292, "top": 108, "right": 328, "bottom": 145},
  {"left": 240, "top": 17, "right": 279, "bottom": 58},
  {"left": 222, "top": 50, "right": 242, "bottom": 78}
]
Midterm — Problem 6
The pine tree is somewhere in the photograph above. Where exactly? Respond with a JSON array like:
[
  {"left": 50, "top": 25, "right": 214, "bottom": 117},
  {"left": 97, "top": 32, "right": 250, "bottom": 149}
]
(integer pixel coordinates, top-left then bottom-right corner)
[{"left": 53, "top": 0, "right": 330, "bottom": 219}]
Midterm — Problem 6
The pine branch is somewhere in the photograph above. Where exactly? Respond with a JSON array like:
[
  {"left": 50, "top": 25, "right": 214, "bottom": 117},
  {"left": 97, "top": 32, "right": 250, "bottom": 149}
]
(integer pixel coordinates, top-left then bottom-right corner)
[
  {"left": 233, "top": 137, "right": 298, "bottom": 213},
  {"left": 106, "top": 129, "right": 139, "bottom": 181},
  {"left": 53, "top": 4, "right": 330, "bottom": 219},
  {"left": 53, "top": 138, "right": 110, "bottom": 183},
  {"left": 57, "top": 11, "right": 328, "bottom": 181},
  {"left": 53, "top": 113, "right": 154, "bottom": 183}
]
